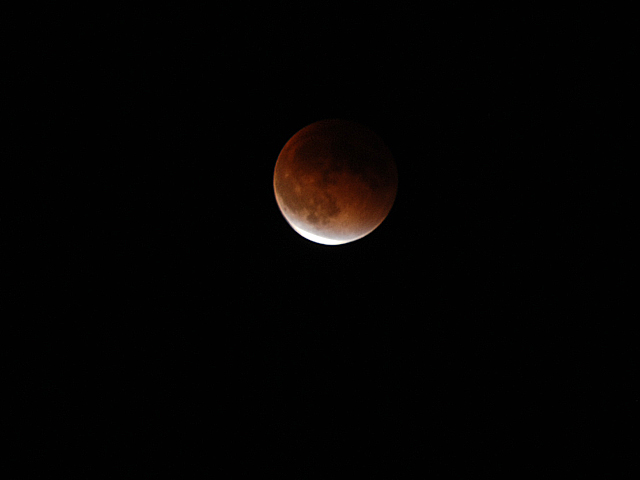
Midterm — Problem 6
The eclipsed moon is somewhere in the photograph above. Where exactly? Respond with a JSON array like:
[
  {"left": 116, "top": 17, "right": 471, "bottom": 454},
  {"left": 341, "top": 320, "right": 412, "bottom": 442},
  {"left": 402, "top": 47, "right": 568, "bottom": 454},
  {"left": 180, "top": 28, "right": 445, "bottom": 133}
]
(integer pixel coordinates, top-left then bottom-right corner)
[{"left": 273, "top": 119, "right": 398, "bottom": 245}]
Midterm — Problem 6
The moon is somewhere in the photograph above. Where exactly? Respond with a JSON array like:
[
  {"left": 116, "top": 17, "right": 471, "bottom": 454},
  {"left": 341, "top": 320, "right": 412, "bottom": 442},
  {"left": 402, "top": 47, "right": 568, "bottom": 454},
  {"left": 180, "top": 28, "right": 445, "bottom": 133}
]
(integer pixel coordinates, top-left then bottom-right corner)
[{"left": 273, "top": 119, "right": 398, "bottom": 245}]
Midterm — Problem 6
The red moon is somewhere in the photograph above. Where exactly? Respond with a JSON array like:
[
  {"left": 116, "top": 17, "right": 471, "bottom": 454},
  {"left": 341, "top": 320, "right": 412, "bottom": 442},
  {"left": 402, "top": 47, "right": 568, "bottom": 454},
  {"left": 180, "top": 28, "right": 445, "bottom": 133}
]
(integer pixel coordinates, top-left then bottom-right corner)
[{"left": 273, "top": 119, "right": 398, "bottom": 245}]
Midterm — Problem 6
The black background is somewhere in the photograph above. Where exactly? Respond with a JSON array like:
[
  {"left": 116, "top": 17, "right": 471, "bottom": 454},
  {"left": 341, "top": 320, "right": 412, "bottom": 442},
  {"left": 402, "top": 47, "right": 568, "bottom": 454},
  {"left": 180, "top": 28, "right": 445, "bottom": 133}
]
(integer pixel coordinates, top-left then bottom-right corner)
[{"left": 3, "top": 4, "right": 633, "bottom": 477}]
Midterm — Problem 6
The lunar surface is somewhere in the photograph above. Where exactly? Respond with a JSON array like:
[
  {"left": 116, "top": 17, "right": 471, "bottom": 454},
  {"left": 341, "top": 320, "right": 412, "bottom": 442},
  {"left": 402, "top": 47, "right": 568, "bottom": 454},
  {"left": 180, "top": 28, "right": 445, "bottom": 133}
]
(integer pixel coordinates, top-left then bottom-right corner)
[{"left": 273, "top": 119, "right": 398, "bottom": 245}]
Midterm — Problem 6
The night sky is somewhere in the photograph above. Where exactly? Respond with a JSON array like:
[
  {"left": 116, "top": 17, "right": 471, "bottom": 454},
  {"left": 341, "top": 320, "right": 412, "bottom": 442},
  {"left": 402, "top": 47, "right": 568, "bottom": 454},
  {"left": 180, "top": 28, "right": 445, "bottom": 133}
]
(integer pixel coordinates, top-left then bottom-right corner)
[{"left": 4, "top": 4, "right": 632, "bottom": 477}]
